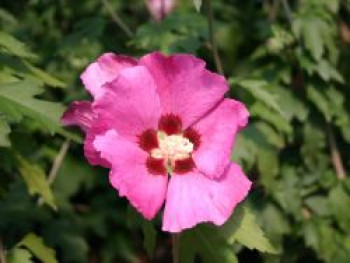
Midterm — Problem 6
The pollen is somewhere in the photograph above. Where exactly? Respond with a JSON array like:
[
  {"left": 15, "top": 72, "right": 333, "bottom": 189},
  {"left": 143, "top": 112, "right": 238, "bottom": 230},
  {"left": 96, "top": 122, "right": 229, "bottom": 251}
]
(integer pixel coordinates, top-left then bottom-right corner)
[{"left": 151, "top": 132, "right": 194, "bottom": 174}]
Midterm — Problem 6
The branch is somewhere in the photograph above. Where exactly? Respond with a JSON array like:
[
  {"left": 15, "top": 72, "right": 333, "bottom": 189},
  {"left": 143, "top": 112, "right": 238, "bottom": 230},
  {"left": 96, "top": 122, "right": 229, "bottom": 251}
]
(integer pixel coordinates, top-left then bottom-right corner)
[
  {"left": 38, "top": 140, "right": 70, "bottom": 206},
  {"left": 327, "top": 125, "right": 346, "bottom": 180},
  {"left": 280, "top": 0, "right": 293, "bottom": 25},
  {"left": 100, "top": 0, "right": 134, "bottom": 38},
  {"left": 206, "top": 0, "right": 224, "bottom": 75}
]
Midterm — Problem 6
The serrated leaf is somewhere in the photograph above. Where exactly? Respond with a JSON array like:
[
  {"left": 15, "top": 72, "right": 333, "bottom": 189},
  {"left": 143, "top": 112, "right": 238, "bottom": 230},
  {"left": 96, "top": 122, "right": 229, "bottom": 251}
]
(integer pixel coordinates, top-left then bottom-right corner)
[
  {"left": 23, "top": 61, "right": 66, "bottom": 88},
  {"left": 329, "top": 184, "right": 350, "bottom": 231},
  {"left": 304, "top": 196, "right": 331, "bottom": 216},
  {"left": 193, "top": 0, "right": 202, "bottom": 11},
  {"left": 303, "top": 19, "right": 324, "bottom": 61},
  {"left": 234, "top": 79, "right": 284, "bottom": 116},
  {"left": 307, "top": 85, "right": 331, "bottom": 121},
  {"left": 0, "top": 31, "right": 36, "bottom": 59},
  {"left": 257, "top": 147, "right": 279, "bottom": 191},
  {"left": 250, "top": 102, "right": 292, "bottom": 134},
  {"left": 223, "top": 207, "right": 277, "bottom": 254},
  {"left": 7, "top": 248, "right": 33, "bottom": 263},
  {"left": 142, "top": 221, "right": 157, "bottom": 258},
  {"left": 0, "top": 80, "right": 65, "bottom": 133},
  {"left": 180, "top": 225, "right": 238, "bottom": 263},
  {"left": 19, "top": 233, "right": 58, "bottom": 263},
  {"left": 0, "top": 116, "right": 11, "bottom": 147},
  {"left": 17, "top": 155, "right": 56, "bottom": 210},
  {"left": 316, "top": 60, "right": 344, "bottom": 83}
]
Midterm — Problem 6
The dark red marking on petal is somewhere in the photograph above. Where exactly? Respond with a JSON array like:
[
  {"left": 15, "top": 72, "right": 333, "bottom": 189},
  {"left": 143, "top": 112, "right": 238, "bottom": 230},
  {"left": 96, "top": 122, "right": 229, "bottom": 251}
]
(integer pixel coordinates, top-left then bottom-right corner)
[
  {"left": 183, "top": 128, "right": 201, "bottom": 151},
  {"left": 173, "top": 157, "right": 195, "bottom": 174},
  {"left": 158, "top": 114, "right": 182, "bottom": 135},
  {"left": 138, "top": 129, "right": 159, "bottom": 152},
  {"left": 146, "top": 157, "right": 167, "bottom": 175}
]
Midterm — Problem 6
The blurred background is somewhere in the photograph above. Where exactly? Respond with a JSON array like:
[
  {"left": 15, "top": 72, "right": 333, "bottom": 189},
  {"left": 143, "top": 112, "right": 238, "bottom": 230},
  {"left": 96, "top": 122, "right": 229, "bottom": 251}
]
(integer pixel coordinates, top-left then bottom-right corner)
[{"left": 0, "top": 0, "right": 350, "bottom": 262}]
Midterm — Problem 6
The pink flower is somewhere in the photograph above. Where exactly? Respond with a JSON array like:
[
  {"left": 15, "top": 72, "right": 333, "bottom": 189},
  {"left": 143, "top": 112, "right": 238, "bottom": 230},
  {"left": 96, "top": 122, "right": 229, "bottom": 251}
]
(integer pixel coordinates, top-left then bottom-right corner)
[
  {"left": 145, "top": 0, "right": 176, "bottom": 21},
  {"left": 62, "top": 52, "right": 252, "bottom": 232}
]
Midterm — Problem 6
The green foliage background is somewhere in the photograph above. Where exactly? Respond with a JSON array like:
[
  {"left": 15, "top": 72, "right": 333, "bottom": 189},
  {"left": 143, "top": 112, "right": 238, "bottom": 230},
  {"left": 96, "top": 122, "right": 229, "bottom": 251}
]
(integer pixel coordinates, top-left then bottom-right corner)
[{"left": 0, "top": 0, "right": 350, "bottom": 262}]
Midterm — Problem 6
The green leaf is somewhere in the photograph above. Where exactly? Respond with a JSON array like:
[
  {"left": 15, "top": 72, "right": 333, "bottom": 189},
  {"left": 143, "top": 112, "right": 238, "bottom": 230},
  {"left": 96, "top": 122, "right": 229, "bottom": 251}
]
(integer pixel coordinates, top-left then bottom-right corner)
[
  {"left": 250, "top": 102, "right": 292, "bottom": 134},
  {"left": 180, "top": 225, "right": 238, "bottom": 263},
  {"left": 23, "top": 61, "right": 66, "bottom": 88},
  {"left": 329, "top": 184, "right": 350, "bottom": 231},
  {"left": 193, "top": 0, "right": 202, "bottom": 11},
  {"left": 19, "top": 233, "right": 58, "bottom": 263},
  {"left": 0, "top": 80, "right": 65, "bottom": 133},
  {"left": 233, "top": 79, "right": 284, "bottom": 116},
  {"left": 257, "top": 147, "right": 279, "bottom": 191},
  {"left": 0, "top": 116, "right": 11, "bottom": 147},
  {"left": 17, "top": 155, "right": 56, "bottom": 210},
  {"left": 316, "top": 60, "right": 344, "bottom": 83},
  {"left": 7, "top": 248, "right": 33, "bottom": 263},
  {"left": 307, "top": 85, "right": 331, "bottom": 121},
  {"left": 272, "top": 86, "right": 309, "bottom": 122},
  {"left": 304, "top": 196, "right": 331, "bottom": 216},
  {"left": 222, "top": 207, "right": 277, "bottom": 254},
  {"left": 142, "top": 221, "right": 157, "bottom": 258},
  {"left": 0, "top": 31, "right": 36, "bottom": 59},
  {"left": 303, "top": 19, "right": 324, "bottom": 61}
]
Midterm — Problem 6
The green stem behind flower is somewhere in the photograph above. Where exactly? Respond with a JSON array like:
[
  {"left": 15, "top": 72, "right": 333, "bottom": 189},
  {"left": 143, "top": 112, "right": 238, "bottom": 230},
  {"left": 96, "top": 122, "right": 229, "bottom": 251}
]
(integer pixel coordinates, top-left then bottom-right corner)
[
  {"left": 172, "top": 233, "right": 180, "bottom": 263},
  {"left": 206, "top": 0, "right": 224, "bottom": 75}
]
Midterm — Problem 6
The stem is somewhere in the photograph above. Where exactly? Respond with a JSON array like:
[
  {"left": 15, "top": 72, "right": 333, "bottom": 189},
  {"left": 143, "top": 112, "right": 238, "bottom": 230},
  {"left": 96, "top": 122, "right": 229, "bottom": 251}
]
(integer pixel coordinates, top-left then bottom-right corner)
[
  {"left": 206, "top": 0, "right": 224, "bottom": 75},
  {"left": 172, "top": 233, "right": 180, "bottom": 263},
  {"left": 38, "top": 140, "right": 70, "bottom": 206},
  {"left": 264, "top": 0, "right": 280, "bottom": 22},
  {"left": 327, "top": 125, "right": 346, "bottom": 180},
  {"left": 0, "top": 238, "right": 6, "bottom": 263},
  {"left": 280, "top": 0, "right": 293, "bottom": 25},
  {"left": 100, "top": 0, "right": 134, "bottom": 38}
]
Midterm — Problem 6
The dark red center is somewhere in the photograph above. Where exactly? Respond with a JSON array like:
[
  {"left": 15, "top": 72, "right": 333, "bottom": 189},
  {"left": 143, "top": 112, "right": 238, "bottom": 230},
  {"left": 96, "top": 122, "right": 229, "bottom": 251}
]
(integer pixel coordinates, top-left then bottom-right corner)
[{"left": 138, "top": 114, "right": 201, "bottom": 176}]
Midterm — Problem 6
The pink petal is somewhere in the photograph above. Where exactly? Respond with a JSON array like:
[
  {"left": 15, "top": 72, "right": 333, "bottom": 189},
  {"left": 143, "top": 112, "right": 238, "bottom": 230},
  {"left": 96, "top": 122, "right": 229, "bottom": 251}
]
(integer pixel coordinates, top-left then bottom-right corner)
[
  {"left": 139, "top": 52, "right": 228, "bottom": 128},
  {"left": 162, "top": 163, "right": 252, "bottom": 232},
  {"left": 81, "top": 53, "right": 137, "bottom": 99},
  {"left": 94, "top": 130, "right": 168, "bottom": 219},
  {"left": 84, "top": 121, "right": 110, "bottom": 167},
  {"left": 93, "top": 66, "right": 161, "bottom": 142},
  {"left": 61, "top": 101, "right": 94, "bottom": 132},
  {"left": 145, "top": 0, "right": 176, "bottom": 21},
  {"left": 192, "top": 99, "right": 249, "bottom": 179}
]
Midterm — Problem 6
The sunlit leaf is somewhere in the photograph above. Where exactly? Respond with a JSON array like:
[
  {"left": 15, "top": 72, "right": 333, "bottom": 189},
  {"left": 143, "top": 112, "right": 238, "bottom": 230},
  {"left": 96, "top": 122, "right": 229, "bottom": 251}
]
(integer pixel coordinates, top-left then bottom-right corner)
[
  {"left": 19, "top": 233, "right": 58, "bottom": 263},
  {"left": 17, "top": 155, "right": 56, "bottom": 210},
  {"left": 0, "top": 116, "right": 10, "bottom": 147},
  {"left": 222, "top": 206, "right": 277, "bottom": 254},
  {"left": 23, "top": 61, "right": 66, "bottom": 88},
  {"left": 7, "top": 248, "right": 33, "bottom": 263},
  {"left": 0, "top": 80, "right": 64, "bottom": 133},
  {"left": 0, "top": 31, "right": 36, "bottom": 59}
]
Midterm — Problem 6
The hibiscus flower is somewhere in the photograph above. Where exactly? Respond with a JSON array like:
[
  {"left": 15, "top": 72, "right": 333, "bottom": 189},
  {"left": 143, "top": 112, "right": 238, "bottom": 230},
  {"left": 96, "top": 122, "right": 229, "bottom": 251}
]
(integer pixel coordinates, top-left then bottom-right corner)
[{"left": 62, "top": 52, "right": 251, "bottom": 232}]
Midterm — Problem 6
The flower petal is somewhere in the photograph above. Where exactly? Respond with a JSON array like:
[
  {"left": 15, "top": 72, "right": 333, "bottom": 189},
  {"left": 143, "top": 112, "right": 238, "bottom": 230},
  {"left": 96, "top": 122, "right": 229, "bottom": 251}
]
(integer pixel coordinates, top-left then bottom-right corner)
[
  {"left": 139, "top": 52, "right": 228, "bottom": 128},
  {"left": 94, "top": 130, "right": 168, "bottom": 219},
  {"left": 162, "top": 163, "right": 252, "bottom": 232},
  {"left": 145, "top": 0, "right": 176, "bottom": 21},
  {"left": 93, "top": 66, "right": 161, "bottom": 142},
  {"left": 84, "top": 121, "right": 110, "bottom": 167},
  {"left": 192, "top": 99, "right": 249, "bottom": 178},
  {"left": 61, "top": 101, "right": 94, "bottom": 132},
  {"left": 81, "top": 53, "right": 137, "bottom": 99}
]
